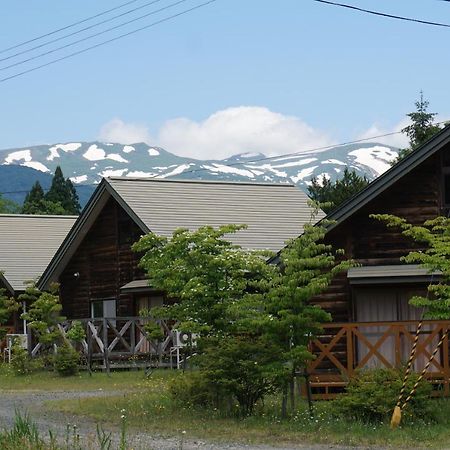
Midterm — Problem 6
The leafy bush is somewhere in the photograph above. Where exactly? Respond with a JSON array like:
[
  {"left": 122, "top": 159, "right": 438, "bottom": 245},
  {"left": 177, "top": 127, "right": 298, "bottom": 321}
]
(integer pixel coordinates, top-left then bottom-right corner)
[
  {"left": 169, "top": 371, "right": 218, "bottom": 408},
  {"left": 66, "top": 320, "right": 86, "bottom": 343},
  {"left": 53, "top": 344, "right": 79, "bottom": 376},
  {"left": 332, "top": 368, "right": 435, "bottom": 424},
  {"left": 10, "top": 345, "right": 43, "bottom": 376}
]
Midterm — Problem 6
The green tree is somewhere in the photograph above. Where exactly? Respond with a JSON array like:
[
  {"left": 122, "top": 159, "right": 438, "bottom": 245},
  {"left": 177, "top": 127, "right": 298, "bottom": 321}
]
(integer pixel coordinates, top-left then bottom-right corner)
[
  {"left": 134, "top": 215, "right": 355, "bottom": 416},
  {"left": 45, "top": 166, "right": 81, "bottom": 215},
  {"left": 0, "top": 277, "right": 19, "bottom": 341},
  {"left": 0, "top": 193, "right": 19, "bottom": 213},
  {"left": 21, "top": 181, "right": 65, "bottom": 215},
  {"left": 133, "top": 224, "right": 276, "bottom": 334},
  {"left": 20, "top": 283, "right": 65, "bottom": 345},
  {"left": 395, "top": 92, "right": 442, "bottom": 163},
  {"left": 372, "top": 214, "right": 450, "bottom": 320},
  {"left": 22, "top": 168, "right": 81, "bottom": 215},
  {"left": 261, "top": 211, "right": 356, "bottom": 414},
  {"left": 308, "top": 168, "right": 369, "bottom": 213}
]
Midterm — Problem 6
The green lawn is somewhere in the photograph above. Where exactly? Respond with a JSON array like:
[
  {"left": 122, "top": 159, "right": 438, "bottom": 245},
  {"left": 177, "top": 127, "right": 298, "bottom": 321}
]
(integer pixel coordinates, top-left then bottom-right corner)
[{"left": 0, "top": 363, "right": 154, "bottom": 392}]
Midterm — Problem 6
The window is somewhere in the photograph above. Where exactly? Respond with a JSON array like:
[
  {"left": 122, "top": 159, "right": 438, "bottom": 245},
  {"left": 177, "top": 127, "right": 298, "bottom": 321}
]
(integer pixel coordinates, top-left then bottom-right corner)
[{"left": 91, "top": 299, "right": 116, "bottom": 319}]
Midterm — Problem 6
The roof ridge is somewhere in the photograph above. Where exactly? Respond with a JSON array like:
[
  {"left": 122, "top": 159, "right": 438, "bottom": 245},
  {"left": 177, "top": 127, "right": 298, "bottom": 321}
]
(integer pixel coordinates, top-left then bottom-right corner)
[{"left": 106, "top": 177, "right": 296, "bottom": 187}]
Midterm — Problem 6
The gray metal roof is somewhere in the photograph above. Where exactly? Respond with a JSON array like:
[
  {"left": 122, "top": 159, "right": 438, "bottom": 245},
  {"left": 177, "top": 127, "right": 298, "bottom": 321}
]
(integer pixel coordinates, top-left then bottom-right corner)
[
  {"left": 347, "top": 264, "right": 440, "bottom": 285},
  {"left": 120, "top": 279, "right": 156, "bottom": 293},
  {"left": 0, "top": 214, "right": 76, "bottom": 292},
  {"left": 106, "top": 177, "right": 318, "bottom": 252}
]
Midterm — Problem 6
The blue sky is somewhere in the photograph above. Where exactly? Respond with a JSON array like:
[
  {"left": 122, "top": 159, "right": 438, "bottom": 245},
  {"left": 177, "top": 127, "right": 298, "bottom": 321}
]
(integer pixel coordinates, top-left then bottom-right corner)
[{"left": 1, "top": 0, "right": 449, "bottom": 158}]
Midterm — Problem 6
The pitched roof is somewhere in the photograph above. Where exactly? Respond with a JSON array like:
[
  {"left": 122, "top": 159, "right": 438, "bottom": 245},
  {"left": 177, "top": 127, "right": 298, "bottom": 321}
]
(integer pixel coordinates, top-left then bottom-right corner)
[
  {"left": 107, "top": 177, "right": 315, "bottom": 251},
  {"left": 39, "top": 178, "right": 318, "bottom": 289},
  {"left": 326, "top": 125, "right": 450, "bottom": 230},
  {"left": 0, "top": 214, "right": 77, "bottom": 293}
]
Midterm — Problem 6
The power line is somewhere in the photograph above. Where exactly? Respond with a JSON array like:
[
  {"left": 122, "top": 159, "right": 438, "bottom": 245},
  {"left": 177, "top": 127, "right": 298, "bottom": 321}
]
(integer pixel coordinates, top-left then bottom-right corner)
[
  {"left": 312, "top": 0, "right": 450, "bottom": 28},
  {"left": 0, "top": 0, "right": 168, "bottom": 64},
  {"left": 0, "top": 125, "right": 436, "bottom": 197},
  {"left": 0, "top": 0, "right": 146, "bottom": 55},
  {"left": 0, "top": 0, "right": 217, "bottom": 84},
  {"left": 0, "top": 0, "right": 190, "bottom": 72}
]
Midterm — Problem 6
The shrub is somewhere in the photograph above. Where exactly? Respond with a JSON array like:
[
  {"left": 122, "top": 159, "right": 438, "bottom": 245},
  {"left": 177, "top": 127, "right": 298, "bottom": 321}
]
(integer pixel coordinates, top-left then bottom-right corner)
[
  {"left": 53, "top": 344, "right": 79, "bottom": 376},
  {"left": 332, "top": 368, "right": 435, "bottom": 424},
  {"left": 10, "top": 345, "right": 43, "bottom": 375},
  {"left": 66, "top": 320, "right": 86, "bottom": 343},
  {"left": 169, "top": 371, "right": 218, "bottom": 408}
]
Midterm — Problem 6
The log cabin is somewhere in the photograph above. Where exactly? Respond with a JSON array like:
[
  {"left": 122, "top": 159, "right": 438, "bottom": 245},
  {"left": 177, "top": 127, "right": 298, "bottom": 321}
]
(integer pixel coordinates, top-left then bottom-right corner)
[
  {"left": 0, "top": 214, "right": 77, "bottom": 337},
  {"left": 306, "top": 125, "right": 450, "bottom": 398},
  {"left": 38, "top": 178, "right": 315, "bottom": 322}
]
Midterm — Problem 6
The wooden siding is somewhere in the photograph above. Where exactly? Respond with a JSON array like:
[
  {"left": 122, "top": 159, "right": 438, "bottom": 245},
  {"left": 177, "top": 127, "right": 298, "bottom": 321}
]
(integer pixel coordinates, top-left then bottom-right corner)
[
  {"left": 313, "top": 150, "right": 443, "bottom": 322},
  {"left": 59, "top": 197, "right": 144, "bottom": 319}
]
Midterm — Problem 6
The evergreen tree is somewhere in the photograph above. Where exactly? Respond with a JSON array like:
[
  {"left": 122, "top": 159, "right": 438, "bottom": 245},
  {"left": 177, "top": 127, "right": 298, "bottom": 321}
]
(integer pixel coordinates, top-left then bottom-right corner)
[
  {"left": 65, "top": 178, "right": 81, "bottom": 215},
  {"left": 21, "top": 181, "right": 66, "bottom": 215},
  {"left": 308, "top": 168, "right": 369, "bottom": 213},
  {"left": 395, "top": 91, "right": 442, "bottom": 163},
  {"left": 22, "top": 166, "right": 81, "bottom": 215},
  {"left": 0, "top": 194, "right": 19, "bottom": 213}
]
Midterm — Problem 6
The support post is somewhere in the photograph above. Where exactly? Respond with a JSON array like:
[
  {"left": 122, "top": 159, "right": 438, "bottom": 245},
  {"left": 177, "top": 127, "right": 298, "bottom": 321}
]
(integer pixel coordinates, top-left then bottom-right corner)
[{"left": 103, "top": 319, "right": 110, "bottom": 376}]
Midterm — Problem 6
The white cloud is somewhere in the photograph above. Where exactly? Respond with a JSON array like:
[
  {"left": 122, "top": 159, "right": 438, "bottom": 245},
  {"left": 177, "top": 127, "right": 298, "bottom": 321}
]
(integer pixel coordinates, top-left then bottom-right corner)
[
  {"left": 357, "top": 119, "right": 410, "bottom": 148},
  {"left": 157, "top": 107, "right": 333, "bottom": 159},
  {"left": 98, "top": 107, "right": 333, "bottom": 160},
  {"left": 98, "top": 118, "right": 152, "bottom": 145}
]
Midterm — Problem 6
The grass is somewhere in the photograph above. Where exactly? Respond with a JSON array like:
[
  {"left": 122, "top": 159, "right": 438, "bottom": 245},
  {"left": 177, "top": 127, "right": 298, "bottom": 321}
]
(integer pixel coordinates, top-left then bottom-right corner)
[
  {"left": 2, "top": 364, "right": 450, "bottom": 448},
  {"left": 0, "top": 363, "right": 153, "bottom": 392},
  {"left": 47, "top": 371, "right": 450, "bottom": 449}
]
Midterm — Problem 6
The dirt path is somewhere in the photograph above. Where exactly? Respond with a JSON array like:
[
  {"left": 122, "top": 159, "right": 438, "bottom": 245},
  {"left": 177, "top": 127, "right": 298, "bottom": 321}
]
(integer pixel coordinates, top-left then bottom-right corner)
[{"left": 0, "top": 390, "right": 385, "bottom": 450}]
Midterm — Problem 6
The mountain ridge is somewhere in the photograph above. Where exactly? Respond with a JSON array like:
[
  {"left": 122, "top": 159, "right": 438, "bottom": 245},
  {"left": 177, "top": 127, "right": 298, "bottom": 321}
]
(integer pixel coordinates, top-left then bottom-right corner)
[{"left": 0, "top": 141, "right": 399, "bottom": 207}]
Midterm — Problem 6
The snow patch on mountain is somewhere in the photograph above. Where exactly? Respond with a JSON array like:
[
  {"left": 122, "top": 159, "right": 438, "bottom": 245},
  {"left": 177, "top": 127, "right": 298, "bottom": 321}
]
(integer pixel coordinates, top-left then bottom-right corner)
[
  {"left": 122, "top": 145, "right": 135, "bottom": 153},
  {"left": 349, "top": 146, "right": 397, "bottom": 175},
  {"left": 271, "top": 158, "right": 318, "bottom": 168},
  {"left": 70, "top": 175, "right": 88, "bottom": 183},
  {"left": 5, "top": 150, "right": 32, "bottom": 163},
  {"left": 161, "top": 164, "right": 192, "bottom": 178},
  {"left": 23, "top": 161, "right": 50, "bottom": 172},
  {"left": 148, "top": 148, "right": 160, "bottom": 156},
  {"left": 291, "top": 166, "right": 318, "bottom": 183},
  {"left": 100, "top": 169, "right": 128, "bottom": 177},
  {"left": 83, "top": 145, "right": 106, "bottom": 161},
  {"left": 127, "top": 170, "right": 155, "bottom": 177},
  {"left": 203, "top": 164, "right": 255, "bottom": 178},
  {"left": 107, "top": 153, "right": 128, "bottom": 163}
]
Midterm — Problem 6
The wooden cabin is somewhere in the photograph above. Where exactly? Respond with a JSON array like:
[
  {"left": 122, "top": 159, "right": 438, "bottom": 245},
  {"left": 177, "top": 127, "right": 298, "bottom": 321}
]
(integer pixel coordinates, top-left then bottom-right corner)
[
  {"left": 0, "top": 214, "right": 76, "bottom": 337},
  {"left": 39, "top": 178, "right": 315, "bottom": 322},
  {"left": 307, "top": 126, "right": 450, "bottom": 398}
]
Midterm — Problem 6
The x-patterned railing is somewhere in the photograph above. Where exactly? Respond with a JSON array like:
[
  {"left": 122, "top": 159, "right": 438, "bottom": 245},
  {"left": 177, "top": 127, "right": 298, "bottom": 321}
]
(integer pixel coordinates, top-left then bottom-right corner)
[{"left": 307, "top": 320, "right": 450, "bottom": 397}]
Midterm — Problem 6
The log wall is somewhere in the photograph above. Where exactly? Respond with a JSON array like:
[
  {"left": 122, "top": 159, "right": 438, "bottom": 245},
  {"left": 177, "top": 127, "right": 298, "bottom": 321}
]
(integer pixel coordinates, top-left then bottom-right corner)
[
  {"left": 314, "top": 149, "right": 444, "bottom": 322},
  {"left": 59, "top": 196, "right": 144, "bottom": 319}
]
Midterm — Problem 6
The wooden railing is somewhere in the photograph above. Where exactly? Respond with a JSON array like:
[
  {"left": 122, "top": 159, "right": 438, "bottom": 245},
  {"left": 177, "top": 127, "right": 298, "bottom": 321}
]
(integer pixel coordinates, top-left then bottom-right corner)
[
  {"left": 29, "top": 317, "right": 178, "bottom": 371},
  {"left": 307, "top": 320, "right": 450, "bottom": 399}
]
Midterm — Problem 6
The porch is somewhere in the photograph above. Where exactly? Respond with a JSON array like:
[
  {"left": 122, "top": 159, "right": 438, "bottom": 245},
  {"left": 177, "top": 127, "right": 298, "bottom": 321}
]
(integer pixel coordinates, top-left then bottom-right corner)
[
  {"left": 27, "top": 317, "right": 194, "bottom": 372},
  {"left": 307, "top": 320, "right": 450, "bottom": 399}
]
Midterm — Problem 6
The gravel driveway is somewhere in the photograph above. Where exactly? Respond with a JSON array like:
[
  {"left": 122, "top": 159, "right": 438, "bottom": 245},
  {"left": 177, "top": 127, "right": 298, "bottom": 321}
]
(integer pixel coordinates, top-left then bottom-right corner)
[{"left": 0, "top": 390, "right": 385, "bottom": 450}]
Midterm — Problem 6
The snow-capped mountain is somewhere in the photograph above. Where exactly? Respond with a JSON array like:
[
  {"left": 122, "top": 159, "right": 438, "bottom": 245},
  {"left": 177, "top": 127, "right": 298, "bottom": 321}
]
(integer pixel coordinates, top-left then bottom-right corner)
[
  {"left": 0, "top": 141, "right": 399, "bottom": 185},
  {"left": 0, "top": 141, "right": 399, "bottom": 200}
]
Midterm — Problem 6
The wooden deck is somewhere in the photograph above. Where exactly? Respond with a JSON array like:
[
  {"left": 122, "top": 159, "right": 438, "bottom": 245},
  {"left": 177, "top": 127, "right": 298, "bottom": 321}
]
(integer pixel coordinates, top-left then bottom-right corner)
[{"left": 307, "top": 320, "right": 450, "bottom": 399}]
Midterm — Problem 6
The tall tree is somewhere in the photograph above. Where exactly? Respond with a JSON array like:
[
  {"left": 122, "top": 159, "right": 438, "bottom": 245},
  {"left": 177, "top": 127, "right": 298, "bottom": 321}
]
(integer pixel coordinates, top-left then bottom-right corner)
[
  {"left": 308, "top": 168, "right": 369, "bottom": 213},
  {"left": 0, "top": 193, "right": 19, "bottom": 214},
  {"left": 395, "top": 92, "right": 442, "bottom": 163},
  {"left": 21, "top": 181, "right": 65, "bottom": 215},
  {"left": 22, "top": 167, "right": 81, "bottom": 215}
]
